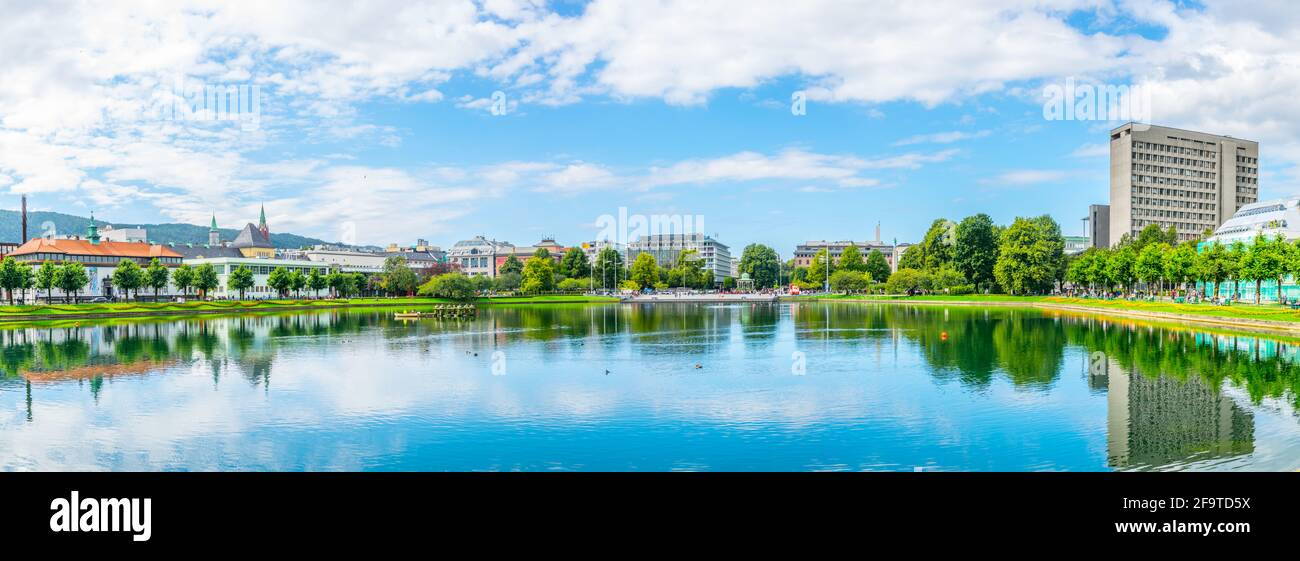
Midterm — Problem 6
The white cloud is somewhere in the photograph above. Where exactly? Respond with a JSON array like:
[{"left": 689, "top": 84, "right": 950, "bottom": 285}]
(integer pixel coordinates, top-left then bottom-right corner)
[
  {"left": 894, "top": 130, "right": 990, "bottom": 146},
  {"left": 985, "top": 169, "right": 1069, "bottom": 186}
]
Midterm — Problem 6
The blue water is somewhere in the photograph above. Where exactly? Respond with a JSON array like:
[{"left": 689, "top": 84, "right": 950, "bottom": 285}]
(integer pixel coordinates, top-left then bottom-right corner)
[{"left": 1, "top": 303, "right": 1298, "bottom": 471}]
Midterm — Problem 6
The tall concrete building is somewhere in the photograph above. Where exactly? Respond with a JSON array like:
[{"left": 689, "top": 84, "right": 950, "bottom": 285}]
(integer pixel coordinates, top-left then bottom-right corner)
[
  {"left": 1109, "top": 123, "right": 1259, "bottom": 246},
  {"left": 1088, "top": 204, "right": 1110, "bottom": 248}
]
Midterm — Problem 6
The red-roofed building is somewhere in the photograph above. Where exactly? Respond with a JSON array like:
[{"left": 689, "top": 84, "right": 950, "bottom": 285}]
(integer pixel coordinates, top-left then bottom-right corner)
[{"left": 9, "top": 217, "right": 184, "bottom": 300}]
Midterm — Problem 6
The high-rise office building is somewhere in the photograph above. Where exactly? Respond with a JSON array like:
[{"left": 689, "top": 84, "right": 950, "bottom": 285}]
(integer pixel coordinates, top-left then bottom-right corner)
[{"left": 1109, "top": 123, "right": 1259, "bottom": 246}]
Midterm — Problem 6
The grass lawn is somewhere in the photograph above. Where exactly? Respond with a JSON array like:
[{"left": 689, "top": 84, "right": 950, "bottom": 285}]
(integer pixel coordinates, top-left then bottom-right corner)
[
  {"left": 0, "top": 294, "right": 622, "bottom": 319},
  {"left": 795, "top": 293, "right": 1300, "bottom": 324}
]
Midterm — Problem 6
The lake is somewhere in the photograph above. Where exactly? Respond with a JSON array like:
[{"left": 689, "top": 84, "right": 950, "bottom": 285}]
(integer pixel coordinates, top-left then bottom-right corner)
[{"left": 2, "top": 302, "right": 1298, "bottom": 471}]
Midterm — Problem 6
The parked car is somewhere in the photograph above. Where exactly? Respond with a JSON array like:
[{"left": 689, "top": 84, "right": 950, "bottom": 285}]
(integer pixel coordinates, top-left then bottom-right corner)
[{"left": 88, "top": 296, "right": 110, "bottom": 303}]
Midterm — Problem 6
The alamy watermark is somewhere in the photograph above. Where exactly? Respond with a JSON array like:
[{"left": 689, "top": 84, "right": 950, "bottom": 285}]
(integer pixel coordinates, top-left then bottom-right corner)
[
  {"left": 593, "top": 207, "right": 706, "bottom": 246},
  {"left": 1042, "top": 78, "right": 1151, "bottom": 128},
  {"left": 154, "top": 74, "right": 261, "bottom": 131}
]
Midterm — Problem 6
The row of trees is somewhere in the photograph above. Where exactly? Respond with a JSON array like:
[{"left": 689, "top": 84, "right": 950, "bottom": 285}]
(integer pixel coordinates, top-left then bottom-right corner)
[
  {"left": 1067, "top": 233, "right": 1300, "bottom": 303},
  {"left": 885, "top": 213, "right": 1067, "bottom": 295}
]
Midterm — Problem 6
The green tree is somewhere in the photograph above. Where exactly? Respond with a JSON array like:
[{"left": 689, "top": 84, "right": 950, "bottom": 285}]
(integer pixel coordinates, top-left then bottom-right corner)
[
  {"left": 1226, "top": 241, "right": 1247, "bottom": 300},
  {"left": 111, "top": 259, "right": 144, "bottom": 300},
  {"left": 1245, "top": 235, "right": 1284, "bottom": 303},
  {"left": 954, "top": 213, "right": 999, "bottom": 290},
  {"left": 14, "top": 263, "right": 33, "bottom": 304},
  {"left": 382, "top": 256, "right": 418, "bottom": 296},
  {"left": 1131, "top": 223, "right": 1178, "bottom": 252},
  {"left": 172, "top": 264, "right": 195, "bottom": 298},
  {"left": 499, "top": 254, "right": 524, "bottom": 275},
  {"left": 1105, "top": 245, "right": 1137, "bottom": 294},
  {"left": 228, "top": 265, "right": 254, "bottom": 299},
  {"left": 0, "top": 257, "right": 23, "bottom": 305},
  {"left": 326, "top": 271, "right": 347, "bottom": 298},
  {"left": 629, "top": 252, "right": 659, "bottom": 290},
  {"left": 917, "top": 218, "right": 957, "bottom": 271},
  {"left": 521, "top": 255, "right": 556, "bottom": 293},
  {"left": 307, "top": 268, "right": 327, "bottom": 297},
  {"left": 558, "top": 247, "right": 590, "bottom": 279},
  {"left": 417, "top": 272, "right": 476, "bottom": 300},
  {"left": 1163, "top": 242, "right": 1196, "bottom": 296},
  {"left": 805, "top": 248, "right": 835, "bottom": 288},
  {"left": 35, "top": 260, "right": 57, "bottom": 302},
  {"left": 837, "top": 245, "right": 865, "bottom": 272},
  {"left": 193, "top": 263, "right": 219, "bottom": 299},
  {"left": 593, "top": 247, "right": 625, "bottom": 290},
  {"left": 1066, "top": 249, "right": 1093, "bottom": 292},
  {"left": 674, "top": 249, "right": 710, "bottom": 288},
  {"left": 267, "top": 267, "right": 293, "bottom": 298},
  {"left": 829, "top": 269, "right": 868, "bottom": 292},
  {"left": 493, "top": 272, "right": 523, "bottom": 291},
  {"left": 1197, "top": 242, "right": 1229, "bottom": 298},
  {"left": 54, "top": 262, "right": 90, "bottom": 303},
  {"left": 288, "top": 269, "right": 307, "bottom": 298},
  {"left": 864, "top": 249, "right": 891, "bottom": 287},
  {"left": 885, "top": 268, "right": 931, "bottom": 294},
  {"left": 145, "top": 258, "right": 170, "bottom": 300},
  {"left": 738, "top": 244, "right": 781, "bottom": 288},
  {"left": 993, "top": 216, "right": 1065, "bottom": 295},
  {"left": 1135, "top": 242, "right": 1168, "bottom": 293}
]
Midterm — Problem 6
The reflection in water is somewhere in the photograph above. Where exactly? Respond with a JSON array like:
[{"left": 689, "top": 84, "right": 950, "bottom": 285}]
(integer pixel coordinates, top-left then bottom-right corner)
[{"left": 0, "top": 303, "right": 1298, "bottom": 471}]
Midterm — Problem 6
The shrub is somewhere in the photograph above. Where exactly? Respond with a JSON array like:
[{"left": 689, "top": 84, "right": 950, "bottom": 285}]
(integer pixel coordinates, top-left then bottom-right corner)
[
  {"left": 886, "top": 268, "right": 932, "bottom": 294},
  {"left": 829, "top": 270, "right": 869, "bottom": 292},
  {"left": 948, "top": 284, "right": 976, "bottom": 295},
  {"left": 417, "top": 273, "right": 476, "bottom": 301}
]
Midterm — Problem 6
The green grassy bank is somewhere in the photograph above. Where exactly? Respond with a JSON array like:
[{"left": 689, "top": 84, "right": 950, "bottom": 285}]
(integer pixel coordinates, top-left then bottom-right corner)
[
  {"left": 0, "top": 294, "right": 622, "bottom": 323},
  {"left": 791, "top": 293, "right": 1300, "bottom": 326}
]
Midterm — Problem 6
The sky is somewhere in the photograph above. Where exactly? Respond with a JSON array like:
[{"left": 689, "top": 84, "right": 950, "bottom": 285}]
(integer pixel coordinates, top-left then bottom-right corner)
[{"left": 1, "top": 0, "right": 1299, "bottom": 255}]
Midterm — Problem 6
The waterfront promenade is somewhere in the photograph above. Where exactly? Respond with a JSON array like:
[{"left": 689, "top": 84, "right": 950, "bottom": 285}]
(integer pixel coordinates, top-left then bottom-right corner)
[{"left": 624, "top": 293, "right": 780, "bottom": 303}]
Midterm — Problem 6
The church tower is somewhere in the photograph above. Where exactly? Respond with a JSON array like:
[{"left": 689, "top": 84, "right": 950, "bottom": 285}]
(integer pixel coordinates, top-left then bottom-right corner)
[
  {"left": 258, "top": 204, "right": 269, "bottom": 240},
  {"left": 87, "top": 212, "right": 101, "bottom": 245},
  {"left": 209, "top": 214, "right": 221, "bottom": 246}
]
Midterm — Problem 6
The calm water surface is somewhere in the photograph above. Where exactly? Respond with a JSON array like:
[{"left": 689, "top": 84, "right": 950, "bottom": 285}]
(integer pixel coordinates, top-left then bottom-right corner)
[{"left": 1, "top": 302, "right": 1298, "bottom": 471}]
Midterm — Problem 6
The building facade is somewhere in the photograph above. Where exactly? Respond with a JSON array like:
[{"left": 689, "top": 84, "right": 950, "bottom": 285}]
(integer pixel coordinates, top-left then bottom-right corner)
[
  {"left": 1088, "top": 204, "right": 1111, "bottom": 249},
  {"left": 447, "top": 236, "right": 513, "bottom": 277},
  {"left": 1109, "top": 123, "right": 1259, "bottom": 246},
  {"left": 182, "top": 257, "right": 332, "bottom": 298},
  {"left": 792, "top": 240, "right": 910, "bottom": 270},
  {"left": 627, "top": 233, "right": 732, "bottom": 282},
  {"left": 493, "top": 238, "right": 567, "bottom": 272},
  {"left": 9, "top": 220, "right": 184, "bottom": 300}
]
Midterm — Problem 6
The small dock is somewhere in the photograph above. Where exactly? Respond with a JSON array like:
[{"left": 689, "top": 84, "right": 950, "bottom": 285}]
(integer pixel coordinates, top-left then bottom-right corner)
[{"left": 394, "top": 304, "right": 478, "bottom": 319}]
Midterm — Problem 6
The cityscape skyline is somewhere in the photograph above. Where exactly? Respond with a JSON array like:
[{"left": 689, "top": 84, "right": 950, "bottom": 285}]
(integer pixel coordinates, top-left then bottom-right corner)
[{"left": 2, "top": 1, "right": 1299, "bottom": 253}]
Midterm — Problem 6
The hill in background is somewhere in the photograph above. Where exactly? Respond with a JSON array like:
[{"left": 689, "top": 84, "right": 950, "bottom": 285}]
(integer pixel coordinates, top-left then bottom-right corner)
[{"left": 0, "top": 210, "right": 331, "bottom": 249}]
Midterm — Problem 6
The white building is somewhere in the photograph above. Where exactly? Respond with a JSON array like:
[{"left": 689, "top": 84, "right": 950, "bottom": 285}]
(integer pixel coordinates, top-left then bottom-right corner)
[
  {"left": 303, "top": 249, "right": 387, "bottom": 274},
  {"left": 1205, "top": 198, "right": 1300, "bottom": 246},
  {"left": 627, "top": 233, "right": 732, "bottom": 283},
  {"left": 183, "top": 257, "right": 332, "bottom": 298},
  {"left": 447, "top": 236, "right": 513, "bottom": 277},
  {"left": 99, "top": 225, "right": 148, "bottom": 243}
]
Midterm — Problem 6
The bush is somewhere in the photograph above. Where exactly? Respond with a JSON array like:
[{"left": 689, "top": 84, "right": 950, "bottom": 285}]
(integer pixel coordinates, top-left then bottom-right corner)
[
  {"left": 417, "top": 273, "right": 477, "bottom": 301},
  {"left": 948, "top": 284, "right": 976, "bottom": 295},
  {"left": 557, "top": 277, "right": 589, "bottom": 292},
  {"left": 886, "top": 268, "right": 932, "bottom": 294},
  {"left": 829, "top": 270, "right": 869, "bottom": 292},
  {"left": 932, "top": 267, "right": 967, "bottom": 290}
]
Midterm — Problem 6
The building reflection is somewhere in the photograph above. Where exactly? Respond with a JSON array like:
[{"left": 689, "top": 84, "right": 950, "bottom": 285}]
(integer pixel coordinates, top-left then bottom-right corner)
[{"left": 1106, "top": 366, "right": 1255, "bottom": 469}]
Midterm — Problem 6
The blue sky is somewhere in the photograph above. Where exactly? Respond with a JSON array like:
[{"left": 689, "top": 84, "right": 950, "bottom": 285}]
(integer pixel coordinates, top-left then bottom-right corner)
[{"left": 1, "top": 0, "right": 1297, "bottom": 254}]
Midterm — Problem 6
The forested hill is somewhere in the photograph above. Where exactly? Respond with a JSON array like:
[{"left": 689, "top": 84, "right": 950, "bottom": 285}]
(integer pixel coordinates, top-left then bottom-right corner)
[{"left": 0, "top": 210, "right": 330, "bottom": 249}]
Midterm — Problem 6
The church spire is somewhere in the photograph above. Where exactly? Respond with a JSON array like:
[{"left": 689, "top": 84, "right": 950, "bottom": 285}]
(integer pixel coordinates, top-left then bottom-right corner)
[
  {"left": 258, "top": 204, "right": 269, "bottom": 239},
  {"left": 209, "top": 213, "right": 221, "bottom": 246}
]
